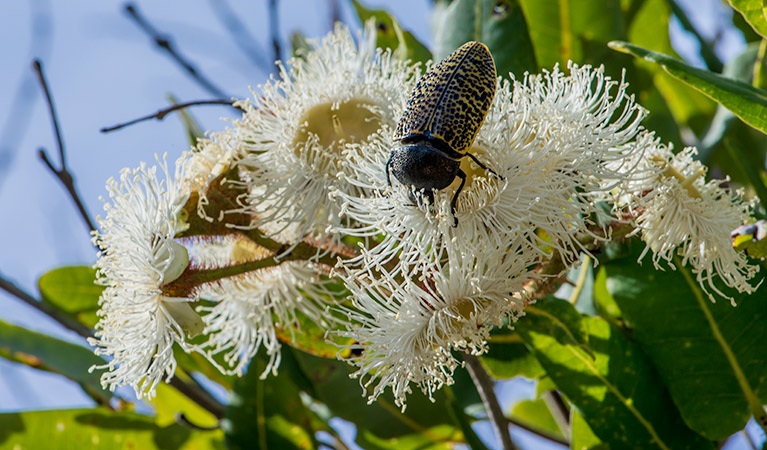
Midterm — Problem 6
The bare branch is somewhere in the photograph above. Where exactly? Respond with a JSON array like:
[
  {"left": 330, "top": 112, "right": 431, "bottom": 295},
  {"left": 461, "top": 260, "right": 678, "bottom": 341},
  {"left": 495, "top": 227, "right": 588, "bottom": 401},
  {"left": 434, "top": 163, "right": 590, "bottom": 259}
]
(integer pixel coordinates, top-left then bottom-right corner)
[
  {"left": 268, "top": 0, "right": 281, "bottom": 72},
  {"left": 209, "top": 0, "right": 269, "bottom": 71},
  {"left": 100, "top": 99, "right": 239, "bottom": 133},
  {"left": 32, "top": 60, "right": 97, "bottom": 234},
  {"left": 463, "top": 353, "right": 518, "bottom": 450},
  {"left": 124, "top": 3, "right": 229, "bottom": 98},
  {"left": 0, "top": 273, "right": 92, "bottom": 339}
]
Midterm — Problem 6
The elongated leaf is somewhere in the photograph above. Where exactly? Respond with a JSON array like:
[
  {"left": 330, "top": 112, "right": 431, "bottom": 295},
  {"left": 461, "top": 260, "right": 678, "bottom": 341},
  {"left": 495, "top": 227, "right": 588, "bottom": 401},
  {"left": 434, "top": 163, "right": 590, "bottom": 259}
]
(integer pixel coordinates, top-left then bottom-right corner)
[
  {"left": 610, "top": 40, "right": 767, "bottom": 134},
  {"left": 0, "top": 408, "right": 221, "bottom": 449},
  {"left": 38, "top": 266, "right": 101, "bottom": 328},
  {"left": 432, "top": 0, "right": 537, "bottom": 78},
  {"left": 571, "top": 409, "right": 607, "bottom": 450},
  {"left": 291, "top": 349, "right": 461, "bottom": 449},
  {"left": 351, "top": 0, "right": 431, "bottom": 64},
  {"left": 515, "top": 298, "right": 712, "bottom": 449},
  {"left": 602, "top": 243, "right": 767, "bottom": 439},
  {"left": 151, "top": 384, "right": 219, "bottom": 429},
  {"left": 511, "top": 399, "right": 564, "bottom": 440},
  {"left": 0, "top": 319, "right": 108, "bottom": 404},
  {"left": 727, "top": 0, "right": 767, "bottom": 38},
  {"left": 225, "top": 349, "right": 317, "bottom": 450}
]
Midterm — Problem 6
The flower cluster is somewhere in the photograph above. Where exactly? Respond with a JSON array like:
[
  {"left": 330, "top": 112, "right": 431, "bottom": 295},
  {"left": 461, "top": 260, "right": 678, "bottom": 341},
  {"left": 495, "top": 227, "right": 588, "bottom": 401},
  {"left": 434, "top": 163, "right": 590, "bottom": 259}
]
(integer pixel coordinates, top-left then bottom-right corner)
[{"left": 90, "top": 24, "right": 759, "bottom": 406}]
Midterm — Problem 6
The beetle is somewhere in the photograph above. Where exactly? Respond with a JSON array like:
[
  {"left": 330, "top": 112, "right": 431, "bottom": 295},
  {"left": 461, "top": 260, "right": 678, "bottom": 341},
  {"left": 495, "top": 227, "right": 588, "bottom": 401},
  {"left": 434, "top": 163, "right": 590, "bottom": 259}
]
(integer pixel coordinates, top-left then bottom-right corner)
[{"left": 385, "top": 41, "right": 501, "bottom": 225}]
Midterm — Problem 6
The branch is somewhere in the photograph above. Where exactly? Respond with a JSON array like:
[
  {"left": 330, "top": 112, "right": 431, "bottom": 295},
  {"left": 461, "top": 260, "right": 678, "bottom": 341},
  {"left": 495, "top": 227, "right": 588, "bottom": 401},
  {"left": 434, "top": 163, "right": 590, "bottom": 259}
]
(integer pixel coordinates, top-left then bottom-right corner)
[
  {"left": 268, "top": 0, "right": 281, "bottom": 71},
  {"left": 209, "top": 0, "right": 269, "bottom": 71},
  {"left": 0, "top": 273, "right": 92, "bottom": 339},
  {"left": 463, "top": 353, "right": 518, "bottom": 450},
  {"left": 668, "top": 0, "right": 723, "bottom": 72},
  {"left": 542, "top": 390, "right": 571, "bottom": 436},
  {"left": 124, "top": 3, "right": 229, "bottom": 98},
  {"left": 32, "top": 60, "right": 96, "bottom": 234},
  {"left": 100, "top": 99, "right": 239, "bottom": 133}
]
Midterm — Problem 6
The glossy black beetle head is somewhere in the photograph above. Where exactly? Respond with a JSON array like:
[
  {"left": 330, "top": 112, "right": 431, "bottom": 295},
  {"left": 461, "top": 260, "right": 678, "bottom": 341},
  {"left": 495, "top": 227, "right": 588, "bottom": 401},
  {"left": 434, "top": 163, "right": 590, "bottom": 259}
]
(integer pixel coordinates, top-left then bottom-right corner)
[{"left": 385, "top": 140, "right": 467, "bottom": 226}]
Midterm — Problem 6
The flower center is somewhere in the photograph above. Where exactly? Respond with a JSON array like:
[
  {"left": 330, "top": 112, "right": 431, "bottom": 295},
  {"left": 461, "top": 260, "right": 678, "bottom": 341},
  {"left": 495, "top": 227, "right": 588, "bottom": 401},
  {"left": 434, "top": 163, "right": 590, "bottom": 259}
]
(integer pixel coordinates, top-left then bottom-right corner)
[{"left": 294, "top": 99, "right": 381, "bottom": 169}]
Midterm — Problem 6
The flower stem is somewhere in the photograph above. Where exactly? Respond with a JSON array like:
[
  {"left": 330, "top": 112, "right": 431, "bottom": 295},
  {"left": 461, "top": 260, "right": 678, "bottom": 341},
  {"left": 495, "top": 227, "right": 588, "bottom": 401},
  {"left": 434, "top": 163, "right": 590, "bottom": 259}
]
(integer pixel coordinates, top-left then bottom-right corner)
[{"left": 463, "top": 353, "right": 518, "bottom": 450}]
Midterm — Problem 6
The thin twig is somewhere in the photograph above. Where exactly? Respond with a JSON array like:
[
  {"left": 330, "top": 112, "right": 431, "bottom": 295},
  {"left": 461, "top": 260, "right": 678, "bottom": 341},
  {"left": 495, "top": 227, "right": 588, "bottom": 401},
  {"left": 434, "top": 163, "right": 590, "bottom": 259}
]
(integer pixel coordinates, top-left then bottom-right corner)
[
  {"left": 124, "top": 3, "right": 229, "bottom": 98},
  {"left": 328, "top": 0, "right": 342, "bottom": 30},
  {"left": 268, "top": 0, "right": 281, "bottom": 71},
  {"left": 209, "top": 0, "right": 269, "bottom": 71},
  {"left": 0, "top": 273, "right": 92, "bottom": 339},
  {"left": 667, "top": 0, "right": 723, "bottom": 72},
  {"left": 742, "top": 428, "right": 758, "bottom": 450},
  {"left": 463, "top": 353, "right": 518, "bottom": 450},
  {"left": 32, "top": 60, "right": 96, "bottom": 234},
  {"left": 100, "top": 99, "right": 238, "bottom": 133}
]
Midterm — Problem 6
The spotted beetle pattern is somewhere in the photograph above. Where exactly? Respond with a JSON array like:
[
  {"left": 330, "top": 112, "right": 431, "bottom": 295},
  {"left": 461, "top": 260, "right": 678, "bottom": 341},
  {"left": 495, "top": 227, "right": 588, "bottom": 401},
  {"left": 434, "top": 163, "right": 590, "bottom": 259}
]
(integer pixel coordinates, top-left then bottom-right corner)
[{"left": 393, "top": 41, "right": 496, "bottom": 154}]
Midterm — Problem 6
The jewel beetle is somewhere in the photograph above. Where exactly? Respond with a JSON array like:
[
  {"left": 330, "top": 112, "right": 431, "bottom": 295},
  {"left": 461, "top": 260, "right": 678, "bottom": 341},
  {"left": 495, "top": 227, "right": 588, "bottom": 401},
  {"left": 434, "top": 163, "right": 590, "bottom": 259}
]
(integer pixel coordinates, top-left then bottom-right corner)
[{"left": 385, "top": 41, "right": 501, "bottom": 225}]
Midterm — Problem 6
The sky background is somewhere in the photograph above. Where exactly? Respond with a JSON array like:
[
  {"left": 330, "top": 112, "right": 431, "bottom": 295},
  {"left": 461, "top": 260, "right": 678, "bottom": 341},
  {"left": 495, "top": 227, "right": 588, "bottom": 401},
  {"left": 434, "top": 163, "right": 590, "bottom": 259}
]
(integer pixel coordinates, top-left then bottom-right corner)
[{"left": 0, "top": 0, "right": 761, "bottom": 449}]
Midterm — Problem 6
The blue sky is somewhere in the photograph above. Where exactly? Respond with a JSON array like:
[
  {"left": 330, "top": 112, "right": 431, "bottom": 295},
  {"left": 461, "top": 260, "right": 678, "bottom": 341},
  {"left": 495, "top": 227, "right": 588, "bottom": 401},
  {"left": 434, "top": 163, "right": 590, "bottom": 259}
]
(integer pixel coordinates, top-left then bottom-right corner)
[{"left": 0, "top": 1, "right": 761, "bottom": 449}]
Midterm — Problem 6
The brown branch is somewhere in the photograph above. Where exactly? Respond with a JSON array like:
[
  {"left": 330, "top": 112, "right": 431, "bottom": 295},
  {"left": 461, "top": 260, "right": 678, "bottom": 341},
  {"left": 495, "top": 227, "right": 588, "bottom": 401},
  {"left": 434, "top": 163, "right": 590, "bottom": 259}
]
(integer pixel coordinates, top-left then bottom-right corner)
[
  {"left": 100, "top": 99, "right": 239, "bottom": 133},
  {"left": 463, "top": 353, "right": 518, "bottom": 450},
  {"left": 124, "top": 3, "right": 229, "bottom": 98},
  {"left": 0, "top": 273, "right": 92, "bottom": 339},
  {"left": 32, "top": 60, "right": 96, "bottom": 234},
  {"left": 268, "top": 0, "right": 281, "bottom": 71},
  {"left": 209, "top": 0, "right": 269, "bottom": 71}
]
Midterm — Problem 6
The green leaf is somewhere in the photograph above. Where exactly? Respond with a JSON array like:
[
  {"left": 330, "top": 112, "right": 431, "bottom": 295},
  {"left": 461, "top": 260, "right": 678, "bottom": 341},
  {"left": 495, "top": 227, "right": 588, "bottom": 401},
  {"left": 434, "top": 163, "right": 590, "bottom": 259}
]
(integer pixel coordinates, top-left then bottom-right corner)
[
  {"left": 168, "top": 94, "right": 204, "bottom": 147},
  {"left": 727, "top": 0, "right": 767, "bottom": 38},
  {"left": 276, "top": 309, "right": 353, "bottom": 359},
  {"left": 38, "top": 266, "right": 101, "bottom": 328},
  {"left": 432, "top": 0, "right": 537, "bottom": 78},
  {"left": 0, "top": 408, "right": 222, "bottom": 449},
  {"left": 510, "top": 399, "right": 565, "bottom": 440},
  {"left": 0, "top": 319, "right": 109, "bottom": 404},
  {"left": 610, "top": 40, "right": 767, "bottom": 134},
  {"left": 731, "top": 220, "right": 767, "bottom": 258},
  {"left": 481, "top": 330, "right": 545, "bottom": 379},
  {"left": 351, "top": 0, "right": 432, "bottom": 64},
  {"left": 570, "top": 408, "right": 607, "bottom": 450},
  {"left": 225, "top": 349, "right": 317, "bottom": 450},
  {"left": 602, "top": 243, "right": 767, "bottom": 439},
  {"left": 291, "top": 350, "right": 460, "bottom": 449},
  {"left": 151, "top": 383, "right": 219, "bottom": 429},
  {"left": 515, "top": 298, "right": 712, "bottom": 449}
]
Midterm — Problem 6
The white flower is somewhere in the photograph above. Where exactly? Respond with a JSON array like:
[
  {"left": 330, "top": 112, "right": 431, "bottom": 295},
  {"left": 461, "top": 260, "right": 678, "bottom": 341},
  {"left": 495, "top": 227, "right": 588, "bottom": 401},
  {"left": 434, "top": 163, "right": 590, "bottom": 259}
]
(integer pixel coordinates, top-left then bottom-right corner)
[
  {"left": 195, "top": 236, "right": 339, "bottom": 376},
  {"left": 89, "top": 155, "right": 205, "bottom": 399},
  {"left": 229, "top": 23, "right": 418, "bottom": 249},
  {"left": 336, "top": 243, "right": 531, "bottom": 409},
  {"left": 340, "top": 63, "right": 646, "bottom": 271},
  {"left": 616, "top": 143, "right": 759, "bottom": 302},
  {"left": 182, "top": 133, "right": 236, "bottom": 223}
]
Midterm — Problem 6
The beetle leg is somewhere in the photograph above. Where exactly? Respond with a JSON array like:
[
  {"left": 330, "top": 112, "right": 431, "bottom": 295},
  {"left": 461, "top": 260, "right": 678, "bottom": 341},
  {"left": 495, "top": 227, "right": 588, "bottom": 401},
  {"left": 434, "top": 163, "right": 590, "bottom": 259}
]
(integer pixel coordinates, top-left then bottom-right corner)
[
  {"left": 385, "top": 153, "right": 394, "bottom": 187},
  {"left": 450, "top": 169, "right": 466, "bottom": 227},
  {"left": 465, "top": 152, "right": 505, "bottom": 181}
]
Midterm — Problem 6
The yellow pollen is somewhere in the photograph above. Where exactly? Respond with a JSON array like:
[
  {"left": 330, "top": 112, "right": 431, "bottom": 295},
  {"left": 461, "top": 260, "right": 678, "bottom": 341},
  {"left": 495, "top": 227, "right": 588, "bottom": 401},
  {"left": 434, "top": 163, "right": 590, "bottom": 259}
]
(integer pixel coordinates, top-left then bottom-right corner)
[{"left": 294, "top": 100, "right": 382, "bottom": 164}]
